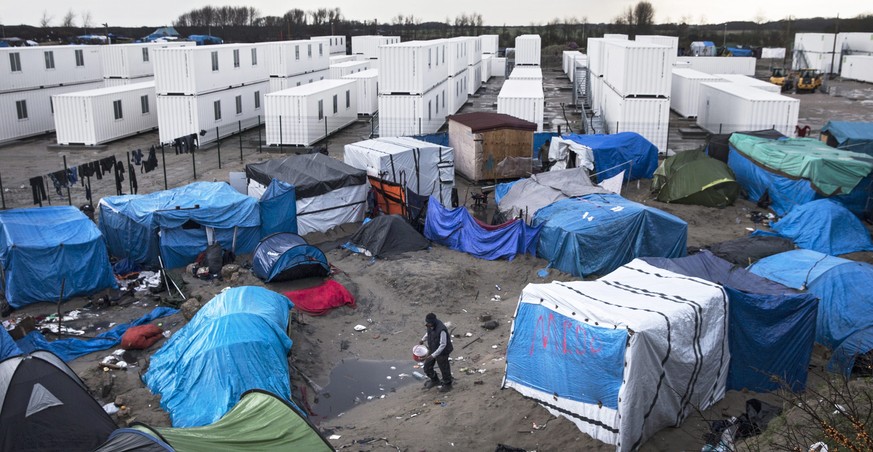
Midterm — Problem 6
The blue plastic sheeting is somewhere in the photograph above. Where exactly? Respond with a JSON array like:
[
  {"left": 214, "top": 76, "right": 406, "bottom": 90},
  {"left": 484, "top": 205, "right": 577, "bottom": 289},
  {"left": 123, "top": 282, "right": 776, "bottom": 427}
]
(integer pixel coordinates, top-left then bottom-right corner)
[
  {"left": 143, "top": 287, "right": 294, "bottom": 427},
  {"left": 1, "top": 327, "right": 21, "bottom": 360},
  {"left": 750, "top": 249, "right": 873, "bottom": 375},
  {"left": 252, "top": 233, "right": 329, "bottom": 282},
  {"left": 532, "top": 132, "right": 559, "bottom": 160},
  {"left": 0, "top": 206, "right": 117, "bottom": 308},
  {"left": 728, "top": 147, "right": 873, "bottom": 217},
  {"left": 753, "top": 199, "right": 873, "bottom": 255},
  {"left": 727, "top": 47, "right": 754, "bottom": 57},
  {"left": 533, "top": 194, "right": 687, "bottom": 277},
  {"left": 563, "top": 132, "right": 658, "bottom": 182},
  {"left": 99, "top": 182, "right": 260, "bottom": 268},
  {"left": 259, "top": 179, "right": 297, "bottom": 237},
  {"left": 505, "top": 302, "right": 627, "bottom": 408},
  {"left": 641, "top": 251, "right": 818, "bottom": 392},
  {"left": 494, "top": 180, "right": 520, "bottom": 204},
  {"left": 15, "top": 307, "right": 178, "bottom": 362},
  {"left": 424, "top": 196, "right": 541, "bottom": 260},
  {"left": 411, "top": 132, "right": 449, "bottom": 147},
  {"left": 822, "top": 121, "right": 873, "bottom": 156}
]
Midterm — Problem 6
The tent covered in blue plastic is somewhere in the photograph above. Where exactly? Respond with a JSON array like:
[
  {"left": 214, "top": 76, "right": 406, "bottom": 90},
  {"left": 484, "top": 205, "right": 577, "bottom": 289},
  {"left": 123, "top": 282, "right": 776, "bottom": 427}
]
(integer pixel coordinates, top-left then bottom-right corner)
[
  {"left": 99, "top": 182, "right": 260, "bottom": 269},
  {"left": 821, "top": 121, "right": 873, "bottom": 156},
  {"left": 0, "top": 206, "right": 117, "bottom": 308},
  {"left": 753, "top": 199, "right": 873, "bottom": 255},
  {"left": 561, "top": 132, "right": 659, "bottom": 182},
  {"left": 642, "top": 251, "right": 818, "bottom": 392},
  {"left": 726, "top": 47, "right": 754, "bottom": 57},
  {"left": 1, "top": 327, "right": 21, "bottom": 360},
  {"left": 252, "top": 233, "right": 329, "bottom": 282},
  {"left": 424, "top": 196, "right": 541, "bottom": 260},
  {"left": 533, "top": 194, "right": 687, "bottom": 277},
  {"left": 258, "top": 179, "right": 297, "bottom": 237},
  {"left": 143, "top": 286, "right": 294, "bottom": 427},
  {"left": 750, "top": 249, "right": 873, "bottom": 375}
]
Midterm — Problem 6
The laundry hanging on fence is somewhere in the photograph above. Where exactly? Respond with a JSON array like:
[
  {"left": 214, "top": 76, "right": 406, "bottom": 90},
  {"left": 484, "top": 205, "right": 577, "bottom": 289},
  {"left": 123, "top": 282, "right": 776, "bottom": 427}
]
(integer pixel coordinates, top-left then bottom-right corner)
[
  {"left": 143, "top": 146, "right": 159, "bottom": 173},
  {"left": 48, "top": 170, "right": 69, "bottom": 196},
  {"left": 132, "top": 148, "right": 144, "bottom": 166},
  {"left": 29, "top": 177, "right": 46, "bottom": 205},
  {"left": 128, "top": 161, "right": 138, "bottom": 194}
]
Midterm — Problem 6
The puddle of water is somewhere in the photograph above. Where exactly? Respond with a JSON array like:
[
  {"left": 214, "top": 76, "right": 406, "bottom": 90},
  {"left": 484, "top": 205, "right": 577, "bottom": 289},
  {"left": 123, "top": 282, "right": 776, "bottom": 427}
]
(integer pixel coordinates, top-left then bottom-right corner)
[{"left": 311, "top": 358, "right": 420, "bottom": 421}]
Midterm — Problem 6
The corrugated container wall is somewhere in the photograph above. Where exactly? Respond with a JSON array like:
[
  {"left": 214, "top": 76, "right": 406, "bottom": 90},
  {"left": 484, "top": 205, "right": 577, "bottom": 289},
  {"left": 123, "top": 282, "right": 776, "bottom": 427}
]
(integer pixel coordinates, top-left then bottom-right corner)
[
  {"left": 342, "top": 69, "right": 379, "bottom": 115},
  {"left": 100, "top": 42, "right": 193, "bottom": 80},
  {"left": 0, "top": 81, "right": 104, "bottom": 144},
  {"left": 465, "top": 37, "right": 482, "bottom": 65},
  {"left": 53, "top": 81, "right": 157, "bottom": 145},
  {"left": 153, "top": 44, "right": 268, "bottom": 95},
  {"left": 601, "top": 83, "right": 670, "bottom": 152},
  {"left": 563, "top": 51, "right": 584, "bottom": 74},
  {"left": 514, "top": 35, "right": 541, "bottom": 66},
  {"left": 841, "top": 55, "right": 873, "bottom": 83},
  {"left": 509, "top": 66, "right": 543, "bottom": 81},
  {"left": 715, "top": 74, "right": 781, "bottom": 93},
  {"left": 794, "top": 33, "right": 836, "bottom": 53},
  {"left": 352, "top": 36, "right": 401, "bottom": 59},
  {"left": 268, "top": 70, "right": 328, "bottom": 92},
  {"left": 696, "top": 82, "right": 800, "bottom": 136},
  {"left": 378, "top": 79, "right": 448, "bottom": 137},
  {"left": 587, "top": 38, "right": 606, "bottom": 76},
  {"left": 837, "top": 32, "right": 873, "bottom": 54},
  {"left": 379, "top": 41, "right": 449, "bottom": 95},
  {"left": 602, "top": 40, "right": 671, "bottom": 97},
  {"left": 491, "top": 57, "right": 507, "bottom": 78},
  {"left": 329, "top": 60, "right": 372, "bottom": 79},
  {"left": 311, "top": 36, "right": 346, "bottom": 55},
  {"left": 266, "top": 40, "right": 330, "bottom": 77},
  {"left": 0, "top": 46, "right": 103, "bottom": 93},
  {"left": 445, "top": 38, "right": 469, "bottom": 77},
  {"left": 674, "top": 57, "right": 756, "bottom": 76},
  {"left": 468, "top": 61, "right": 482, "bottom": 94},
  {"left": 670, "top": 68, "right": 723, "bottom": 118},
  {"left": 634, "top": 35, "right": 678, "bottom": 67},
  {"left": 265, "top": 79, "right": 357, "bottom": 146},
  {"left": 481, "top": 55, "right": 493, "bottom": 82},
  {"left": 448, "top": 68, "right": 469, "bottom": 114},
  {"left": 104, "top": 76, "right": 154, "bottom": 88},
  {"left": 497, "top": 79, "right": 544, "bottom": 132},
  {"left": 569, "top": 55, "right": 588, "bottom": 83},
  {"left": 156, "top": 81, "right": 268, "bottom": 144},
  {"left": 480, "top": 35, "right": 499, "bottom": 54},
  {"left": 589, "top": 75, "right": 604, "bottom": 114}
]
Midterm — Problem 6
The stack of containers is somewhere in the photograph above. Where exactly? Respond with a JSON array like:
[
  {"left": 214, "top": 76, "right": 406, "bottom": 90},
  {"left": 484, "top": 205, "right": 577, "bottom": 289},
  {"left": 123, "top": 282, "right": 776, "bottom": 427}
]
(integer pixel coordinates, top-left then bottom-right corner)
[
  {"left": 312, "top": 36, "right": 347, "bottom": 55},
  {"left": 53, "top": 81, "right": 157, "bottom": 145},
  {"left": 266, "top": 40, "right": 330, "bottom": 92},
  {"left": 466, "top": 36, "right": 483, "bottom": 94},
  {"left": 329, "top": 60, "right": 372, "bottom": 79},
  {"left": 378, "top": 40, "right": 450, "bottom": 136},
  {"left": 569, "top": 54, "right": 588, "bottom": 83},
  {"left": 670, "top": 68, "right": 722, "bottom": 118},
  {"left": 715, "top": 74, "right": 780, "bottom": 93},
  {"left": 793, "top": 33, "right": 837, "bottom": 73},
  {"left": 635, "top": 35, "right": 678, "bottom": 67},
  {"left": 509, "top": 66, "right": 543, "bottom": 81},
  {"left": 0, "top": 45, "right": 104, "bottom": 144},
  {"left": 837, "top": 32, "right": 873, "bottom": 79},
  {"left": 153, "top": 43, "right": 269, "bottom": 144},
  {"left": 445, "top": 37, "right": 470, "bottom": 114},
  {"left": 562, "top": 50, "right": 584, "bottom": 78},
  {"left": 840, "top": 56, "right": 873, "bottom": 83},
  {"left": 497, "top": 80, "right": 544, "bottom": 132},
  {"left": 696, "top": 82, "right": 799, "bottom": 136},
  {"left": 481, "top": 54, "right": 493, "bottom": 82},
  {"left": 599, "top": 39, "right": 672, "bottom": 152},
  {"left": 515, "top": 35, "right": 541, "bottom": 66},
  {"left": 352, "top": 36, "right": 401, "bottom": 59},
  {"left": 491, "top": 56, "right": 507, "bottom": 78},
  {"left": 265, "top": 79, "right": 358, "bottom": 146},
  {"left": 586, "top": 35, "right": 628, "bottom": 114},
  {"left": 673, "top": 56, "right": 756, "bottom": 75},
  {"left": 100, "top": 41, "right": 193, "bottom": 87},
  {"left": 480, "top": 35, "right": 499, "bottom": 55},
  {"left": 342, "top": 69, "right": 379, "bottom": 115}
]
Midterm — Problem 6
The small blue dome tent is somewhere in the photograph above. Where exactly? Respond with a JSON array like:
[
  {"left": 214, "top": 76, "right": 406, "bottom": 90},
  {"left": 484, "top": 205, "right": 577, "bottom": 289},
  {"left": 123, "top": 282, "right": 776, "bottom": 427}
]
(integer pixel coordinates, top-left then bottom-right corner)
[{"left": 252, "top": 233, "right": 330, "bottom": 282}]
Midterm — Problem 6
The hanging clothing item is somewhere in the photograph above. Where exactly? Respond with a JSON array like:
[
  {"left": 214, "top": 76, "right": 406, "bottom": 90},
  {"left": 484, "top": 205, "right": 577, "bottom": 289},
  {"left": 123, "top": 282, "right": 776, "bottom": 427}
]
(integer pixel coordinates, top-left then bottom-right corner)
[
  {"left": 132, "top": 148, "right": 144, "bottom": 165},
  {"left": 66, "top": 167, "right": 78, "bottom": 185},
  {"left": 85, "top": 179, "right": 92, "bottom": 204},
  {"left": 100, "top": 156, "right": 117, "bottom": 175},
  {"left": 143, "top": 146, "right": 159, "bottom": 173},
  {"left": 48, "top": 170, "right": 69, "bottom": 196},
  {"left": 186, "top": 133, "right": 198, "bottom": 152},
  {"left": 114, "top": 161, "right": 125, "bottom": 195},
  {"left": 29, "top": 177, "right": 47, "bottom": 205},
  {"left": 174, "top": 138, "right": 183, "bottom": 155},
  {"left": 128, "top": 160, "right": 138, "bottom": 194}
]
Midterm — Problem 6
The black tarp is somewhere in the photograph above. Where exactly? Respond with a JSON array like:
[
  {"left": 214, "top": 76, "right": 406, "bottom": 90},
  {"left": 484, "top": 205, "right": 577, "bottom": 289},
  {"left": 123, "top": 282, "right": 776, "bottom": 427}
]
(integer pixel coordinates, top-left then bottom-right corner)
[
  {"left": 94, "top": 428, "right": 173, "bottom": 451},
  {"left": 348, "top": 215, "right": 430, "bottom": 257},
  {"left": 705, "top": 235, "right": 795, "bottom": 266},
  {"left": 706, "top": 129, "right": 786, "bottom": 163},
  {"left": 0, "top": 351, "right": 117, "bottom": 451},
  {"left": 245, "top": 154, "right": 367, "bottom": 199}
]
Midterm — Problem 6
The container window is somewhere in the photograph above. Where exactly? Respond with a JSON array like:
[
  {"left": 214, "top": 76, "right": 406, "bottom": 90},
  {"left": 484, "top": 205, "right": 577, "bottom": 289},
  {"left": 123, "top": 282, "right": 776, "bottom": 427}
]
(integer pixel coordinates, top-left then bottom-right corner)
[
  {"left": 318, "top": 100, "right": 324, "bottom": 120},
  {"left": 113, "top": 100, "right": 123, "bottom": 120},
  {"left": 442, "top": 45, "right": 446, "bottom": 64},
  {"left": 308, "top": 44, "right": 312, "bottom": 58},
  {"left": 436, "top": 94, "right": 439, "bottom": 114},
  {"left": 428, "top": 101, "right": 432, "bottom": 121},
  {"left": 75, "top": 49, "right": 85, "bottom": 66},
  {"left": 345, "top": 90, "right": 350, "bottom": 109},
  {"left": 214, "top": 100, "right": 221, "bottom": 120},
  {"left": 141, "top": 95, "right": 149, "bottom": 114},
  {"left": 295, "top": 45, "right": 300, "bottom": 60},
  {"left": 333, "top": 94, "right": 338, "bottom": 114},
  {"left": 319, "top": 43, "right": 323, "bottom": 56},
  {"left": 235, "top": 95, "right": 242, "bottom": 114},
  {"left": 211, "top": 51, "right": 219, "bottom": 71},
  {"left": 16, "top": 100, "right": 27, "bottom": 120},
  {"left": 254, "top": 91, "right": 260, "bottom": 109},
  {"left": 442, "top": 90, "right": 446, "bottom": 108},
  {"left": 142, "top": 47, "right": 149, "bottom": 62},
  {"left": 251, "top": 48, "right": 258, "bottom": 66},
  {"left": 9, "top": 52, "right": 21, "bottom": 72},
  {"left": 428, "top": 49, "right": 432, "bottom": 69},
  {"left": 296, "top": 82, "right": 301, "bottom": 86},
  {"left": 233, "top": 49, "right": 240, "bottom": 68},
  {"left": 44, "top": 51, "right": 55, "bottom": 69}
]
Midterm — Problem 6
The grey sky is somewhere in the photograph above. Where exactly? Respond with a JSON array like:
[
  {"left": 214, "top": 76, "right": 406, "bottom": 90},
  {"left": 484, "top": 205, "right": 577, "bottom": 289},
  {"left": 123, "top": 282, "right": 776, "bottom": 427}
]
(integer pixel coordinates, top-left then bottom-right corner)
[{"left": 3, "top": 0, "right": 870, "bottom": 28}]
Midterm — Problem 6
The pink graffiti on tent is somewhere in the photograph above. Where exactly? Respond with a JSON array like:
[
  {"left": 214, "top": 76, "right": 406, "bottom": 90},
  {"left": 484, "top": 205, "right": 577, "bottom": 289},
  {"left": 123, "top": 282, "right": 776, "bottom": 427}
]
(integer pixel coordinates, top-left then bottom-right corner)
[{"left": 528, "top": 313, "right": 603, "bottom": 357}]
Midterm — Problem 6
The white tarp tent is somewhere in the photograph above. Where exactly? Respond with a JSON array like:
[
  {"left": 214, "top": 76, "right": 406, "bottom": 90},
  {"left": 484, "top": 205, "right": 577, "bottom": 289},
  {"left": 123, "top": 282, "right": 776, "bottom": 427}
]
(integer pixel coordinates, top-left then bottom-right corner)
[{"left": 502, "top": 259, "right": 729, "bottom": 451}]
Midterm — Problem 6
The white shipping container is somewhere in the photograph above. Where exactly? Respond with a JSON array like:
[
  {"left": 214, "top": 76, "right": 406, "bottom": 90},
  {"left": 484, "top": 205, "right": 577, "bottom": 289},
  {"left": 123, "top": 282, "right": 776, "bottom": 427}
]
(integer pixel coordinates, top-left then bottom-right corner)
[
  {"left": 587, "top": 38, "right": 606, "bottom": 76},
  {"left": 443, "top": 37, "right": 470, "bottom": 77},
  {"left": 153, "top": 44, "right": 269, "bottom": 96},
  {"left": 589, "top": 75, "right": 604, "bottom": 114},
  {"left": 569, "top": 55, "right": 588, "bottom": 83},
  {"left": 268, "top": 69, "right": 328, "bottom": 92},
  {"left": 156, "top": 81, "right": 268, "bottom": 144},
  {"left": 601, "top": 83, "right": 670, "bottom": 153},
  {"left": 265, "top": 40, "right": 330, "bottom": 78},
  {"left": 342, "top": 69, "right": 379, "bottom": 115},
  {"left": 480, "top": 35, "right": 499, "bottom": 54},
  {"left": 53, "top": 81, "right": 157, "bottom": 145},
  {"left": 352, "top": 35, "right": 401, "bottom": 59},
  {"left": 0, "top": 81, "right": 104, "bottom": 144},
  {"left": 378, "top": 79, "right": 448, "bottom": 137},
  {"left": 491, "top": 57, "right": 507, "bottom": 78},
  {"left": 0, "top": 45, "right": 103, "bottom": 93},
  {"left": 509, "top": 66, "right": 543, "bottom": 81},
  {"left": 674, "top": 57, "right": 756, "bottom": 76},
  {"left": 841, "top": 55, "right": 873, "bottom": 83},
  {"left": 696, "top": 82, "right": 799, "bottom": 136},
  {"left": 634, "top": 35, "right": 678, "bottom": 67},
  {"left": 468, "top": 61, "right": 483, "bottom": 95},
  {"left": 602, "top": 40, "right": 671, "bottom": 97},
  {"left": 715, "top": 74, "right": 781, "bottom": 93},
  {"left": 670, "top": 68, "right": 723, "bottom": 118},
  {"left": 265, "top": 79, "right": 357, "bottom": 146},
  {"left": 563, "top": 51, "right": 584, "bottom": 74},
  {"left": 448, "top": 68, "right": 469, "bottom": 114},
  {"left": 311, "top": 36, "right": 346, "bottom": 55},
  {"left": 794, "top": 33, "right": 836, "bottom": 53},
  {"left": 465, "top": 37, "right": 482, "bottom": 65},
  {"left": 329, "top": 60, "right": 372, "bottom": 79},
  {"left": 379, "top": 41, "right": 449, "bottom": 95},
  {"left": 792, "top": 50, "right": 837, "bottom": 73},
  {"left": 497, "top": 79, "right": 544, "bottom": 132},
  {"left": 481, "top": 55, "right": 493, "bottom": 82},
  {"left": 515, "top": 35, "right": 541, "bottom": 66},
  {"left": 837, "top": 32, "right": 873, "bottom": 54},
  {"left": 101, "top": 41, "right": 192, "bottom": 80},
  {"left": 603, "top": 34, "right": 629, "bottom": 40},
  {"left": 104, "top": 76, "right": 154, "bottom": 88},
  {"left": 330, "top": 55, "right": 359, "bottom": 65}
]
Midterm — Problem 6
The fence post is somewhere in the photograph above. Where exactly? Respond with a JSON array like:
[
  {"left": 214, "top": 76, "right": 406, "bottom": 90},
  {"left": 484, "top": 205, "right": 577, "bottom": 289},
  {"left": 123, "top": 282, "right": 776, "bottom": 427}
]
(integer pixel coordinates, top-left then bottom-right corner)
[
  {"left": 0, "top": 169, "right": 5, "bottom": 210},
  {"left": 160, "top": 144, "right": 168, "bottom": 190},
  {"left": 257, "top": 115, "right": 262, "bottom": 153},
  {"left": 126, "top": 151, "right": 133, "bottom": 194},
  {"left": 719, "top": 123, "right": 723, "bottom": 134},
  {"left": 62, "top": 155, "right": 72, "bottom": 206},
  {"left": 238, "top": 120, "right": 243, "bottom": 162},
  {"left": 216, "top": 127, "right": 222, "bottom": 170},
  {"left": 279, "top": 115, "right": 283, "bottom": 151}
]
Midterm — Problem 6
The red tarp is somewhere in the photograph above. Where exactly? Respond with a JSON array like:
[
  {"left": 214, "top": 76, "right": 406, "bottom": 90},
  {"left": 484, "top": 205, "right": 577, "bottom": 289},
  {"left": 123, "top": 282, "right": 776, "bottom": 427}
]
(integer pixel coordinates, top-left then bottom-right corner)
[
  {"left": 121, "top": 324, "right": 165, "bottom": 350},
  {"left": 284, "top": 280, "right": 356, "bottom": 316}
]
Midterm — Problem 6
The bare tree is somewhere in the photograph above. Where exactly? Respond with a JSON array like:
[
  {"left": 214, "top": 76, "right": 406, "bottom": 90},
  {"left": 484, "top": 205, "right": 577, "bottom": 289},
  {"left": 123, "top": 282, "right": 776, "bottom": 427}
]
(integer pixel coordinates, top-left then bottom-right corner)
[
  {"left": 633, "top": 1, "right": 655, "bottom": 36},
  {"left": 61, "top": 9, "right": 75, "bottom": 27},
  {"left": 39, "top": 10, "right": 53, "bottom": 27},
  {"left": 81, "top": 10, "right": 93, "bottom": 28}
]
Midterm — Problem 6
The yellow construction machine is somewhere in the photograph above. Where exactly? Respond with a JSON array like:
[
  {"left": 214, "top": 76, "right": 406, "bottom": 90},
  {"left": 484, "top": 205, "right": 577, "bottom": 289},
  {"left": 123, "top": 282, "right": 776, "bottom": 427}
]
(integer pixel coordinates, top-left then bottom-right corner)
[{"left": 771, "top": 68, "right": 822, "bottom": 93}]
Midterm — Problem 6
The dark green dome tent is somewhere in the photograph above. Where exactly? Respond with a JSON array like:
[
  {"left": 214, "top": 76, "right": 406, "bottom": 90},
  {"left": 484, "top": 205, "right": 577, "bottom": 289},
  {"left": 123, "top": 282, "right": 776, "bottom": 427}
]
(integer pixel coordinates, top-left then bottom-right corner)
[{"left": 653, "top": 150, "right": 740, "bottom": 207}]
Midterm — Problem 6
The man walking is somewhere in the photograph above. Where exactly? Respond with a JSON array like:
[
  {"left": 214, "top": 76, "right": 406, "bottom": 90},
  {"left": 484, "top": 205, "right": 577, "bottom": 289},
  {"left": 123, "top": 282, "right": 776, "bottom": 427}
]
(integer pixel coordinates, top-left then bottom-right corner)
[{"left": 420, "top": 313, "right": 453, "bottom": 392}]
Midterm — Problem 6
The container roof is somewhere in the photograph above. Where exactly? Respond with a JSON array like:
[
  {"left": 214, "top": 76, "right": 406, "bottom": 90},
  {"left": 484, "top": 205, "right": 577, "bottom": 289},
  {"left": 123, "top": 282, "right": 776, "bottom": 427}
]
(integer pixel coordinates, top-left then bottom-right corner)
[
  {"left": 53, "top": 81, "right": 155, "bottom": 97},
  {"left": 331, "top": 60, "right": 370, "bottom": 67},
  {"left": 498, "top": 79, "right": 544, "bottom": 98},
  {"left": 448, "top": 112, "right": 537, "bottom": 132},
  {"left": 700, "top": 81, "right": 794, "bottom": 100},
  {"left": 672, "top": 68, "right": 722, "bottom": 80},
  {"left": 341, "top": 69, "right": 378, "bottom": 79},
  {"left": 267, "top": 79, "right": 355, "bottom": 96}
]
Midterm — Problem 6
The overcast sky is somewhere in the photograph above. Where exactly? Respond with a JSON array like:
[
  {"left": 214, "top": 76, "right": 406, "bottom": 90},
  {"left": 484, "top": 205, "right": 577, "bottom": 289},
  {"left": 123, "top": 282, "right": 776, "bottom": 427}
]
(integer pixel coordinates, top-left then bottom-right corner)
[{"left": 3, "top": 0, "right": 870, "bottom": 28}]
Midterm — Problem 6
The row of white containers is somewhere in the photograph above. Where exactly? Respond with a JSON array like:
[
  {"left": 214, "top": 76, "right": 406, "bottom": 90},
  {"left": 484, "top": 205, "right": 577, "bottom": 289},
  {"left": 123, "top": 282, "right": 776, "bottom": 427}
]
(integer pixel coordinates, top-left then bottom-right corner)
[
  {"left": 329, "top": 60, "right": 372, "bottom": 79},
  {"left": 153, "top": 44, "right": 269, "bottom": 95},
  {"left": 379, "top": 40, "right": 449, "bottom": 95},
  {"left": 312, "top": 36, "right": 346, "bottom": 55},
  {"left": 841, "top": 55, "right": 873, "bottom": 83},
  {"left": 445, "top": 37, "right": 472, "bottom": 77},
  {"left": 671, "top": 69, "right": 784, "bottom": 118},
  {"left": 468, "top": 61, "right": 483, "bottom": 94},
  {"left": 266, "top": 40, "right": 330, "bottom": 78},
  {"left": 673, "top": 56, "right": 756, "bottom": 76},
  {"left": 696, "top": 82, "right": 799, "bottom": 136},
  {"left": 157, "top": 81, "right": 268, "bottom": 144},
  {"left": 269, "top": 70, "right": 328, "bottom": 92},
  {"left": 481, "top": 55, "right": 493, "bottom": 82},
  {"left": 514, "top": 35, "right": 541, "bottom": 66},
  {"left": 448, "top": 68, "right": 469, "bottom": 114},
  {"left": 352, "top": 35, "right": 401, "bottom": 59},
  {"left": 379, "top": 79, "right": 448, "bottom": 137},
  {"left": 0, "top": 81, "right": 103, "bottom": 144},
  {"left": 53, "top": 82, "right": 157, "bottom": 146},
  {"left": 265, "top": 79, "right": 358, "bottom": 146},
  {"left": 497, "top": 79, "right": 544, "bottom": 132},
  {"left": 101, "top": 41, "right": 193, "bottom": 81},
  {"left": 342, "top": 69, "right": 379, "bottom": 115},
  {"left": 1, "top": 45, "right": 103, "bottom": 93},
  {"left": 481, "top": 35, "right": 499, "bottom": 55}
]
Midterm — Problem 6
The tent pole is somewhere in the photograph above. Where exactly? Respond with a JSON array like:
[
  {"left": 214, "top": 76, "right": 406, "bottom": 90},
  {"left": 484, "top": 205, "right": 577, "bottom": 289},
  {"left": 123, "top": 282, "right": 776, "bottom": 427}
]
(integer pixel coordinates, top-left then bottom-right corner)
[
  {"left": 232, "top": 226, "right": 238, "bottom": 254},
  {"left": 57, "top": 277, "right": 65, "bottom": 335}
]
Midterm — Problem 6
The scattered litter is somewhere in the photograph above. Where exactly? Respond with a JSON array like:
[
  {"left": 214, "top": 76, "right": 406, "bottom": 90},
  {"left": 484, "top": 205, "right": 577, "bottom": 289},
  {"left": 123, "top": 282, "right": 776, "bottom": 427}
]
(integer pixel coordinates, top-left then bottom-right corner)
[
  {"left": 610, "top": 206, "right": 624, "bottom": 212},
  {"left": 491, "top": 345, "right": 498, "bottom": 349},
  {"left": 102, "top": 403, "right": 119, "bottom": 414},
  {"left": 808, "top": 442, "right": 828, "bottom": 452},
  {"left": 495, "top": 285, "right": 501, "bottom": 291},
  {"left": 367, "top": 395, "right": 374, "bottom": 400},
  {"left": 113, "top": 349, "right": 125, "bottom": 356},
  {"left": 462, "top": 309, "right": 467, "bottom": 313},
  {"left": 328, "top": 434, "right": 342, "bottom": 440},
  {"left": 412, "top": 371, "right": 425, "bottom": 380},
  {"left": 386, "top": 376, "right": 392, "bottom": 380},
  {"left": 454, "top": 356, "right": 464, "bottom": 361},
  {"left": 532, "top": 422, "right": 543, "bottom": 430},
  {"left": 490, "top": 295, "right": 502, "bottom": 302},
  {"left": 410, "top": 413, "right": 418, "bottom": 418},
  {"left": 380, "top": 395, "right": 385, "bottom": 399},
  {"left": 353, "top": 325, "right": 367, "bottom": 331},
  {"left": 745, "top": 227, "right": 755, "bottom": 232},
  {"left": 478, "top": 369, "right": 487, "bottom": 373},
  {"left": 537, "top": 268, "right": 550, "bottom": 278},
  {"left": 162, "top": 330, "right": 172, "bottom": 338},
  {"left": 398, "top": 373, "right": 410, "bottom": 379},
  {"left": 465, "top": 332, "right": 473, "bottom": 337},
  {"left": 390, "top": 366, "right": 396, "bottom": 370}
]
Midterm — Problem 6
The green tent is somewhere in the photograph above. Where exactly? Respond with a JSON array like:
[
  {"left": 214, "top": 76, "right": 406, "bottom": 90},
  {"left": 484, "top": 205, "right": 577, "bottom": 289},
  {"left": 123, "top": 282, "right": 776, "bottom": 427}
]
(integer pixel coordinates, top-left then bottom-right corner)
[
  {"left": 653, "top": 150, "right": 740, "bottom": 207},
  {"left": 95, "top": 390, "right": 333, "bottom": 452}
]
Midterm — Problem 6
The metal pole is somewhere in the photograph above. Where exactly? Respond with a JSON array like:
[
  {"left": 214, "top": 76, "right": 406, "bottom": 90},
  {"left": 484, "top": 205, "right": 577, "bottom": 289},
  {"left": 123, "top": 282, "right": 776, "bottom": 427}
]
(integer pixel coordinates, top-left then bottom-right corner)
[
  {"left": 257, "top": 115, "right": 262, "bottom": 153},
  {"left": 0, "top": 169, "right": 5, "bottom": 209},
  {"left": 160, "top": 144, "right": 168, "bottom": 190},
  {"left": 279, "top": 115, "right": 283, "bottom": 151},
  {"left": 62, "top": 155, "right": 72, "bottom": 206},
  {"left": 216, "top": 127, "right": 222, "bottom": 169},
  {"left": 325, "top": 116, "right": 328, "bottom": 140},
  {"left": 238, "top": 120, "right": 243, "bottom": 162}
]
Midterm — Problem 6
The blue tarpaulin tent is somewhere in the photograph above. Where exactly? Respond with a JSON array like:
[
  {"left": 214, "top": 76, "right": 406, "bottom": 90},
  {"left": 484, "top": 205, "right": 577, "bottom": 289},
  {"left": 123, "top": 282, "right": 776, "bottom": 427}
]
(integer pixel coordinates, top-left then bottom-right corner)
[
  {"left": 726, "top": 47, "right": 754, "bottom": 57},
  {"left": 562, "top": 132, "right": 659, "bottom": 182},
  {"left": 99, "top": 182, "right": 260, "bottom": 269},
  {"left": 0, "top": 206, "right": 117, "bottom": 308},
  {"left": 750, "top": 249, "right": 873, "bottom": 374},
  {"left": 252, "top": 233, "right": 329, "bottom": 282},
  {"left": 642, "top": 251, "right": 818, "bottom": 392},
  {"left": 1, "top": 328, "right": 21, "bottom": 360},
  {"left": 258, "top": 179, "right": 297, "bottom": 237},
  {"left": 821, "top": 121, "right": 873, "bottom": 156},
  {"left": 424, "top": 196, "right": 541, "bottom": 260},
  {"left": 753, "top": 199, "right": 873, "bottom": 255},
  {"left": 533, "top": 194, "right": 687, "bottom": 277},
  {"left": 143, "top": 286, "right": 294, "bottom": 427}
]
